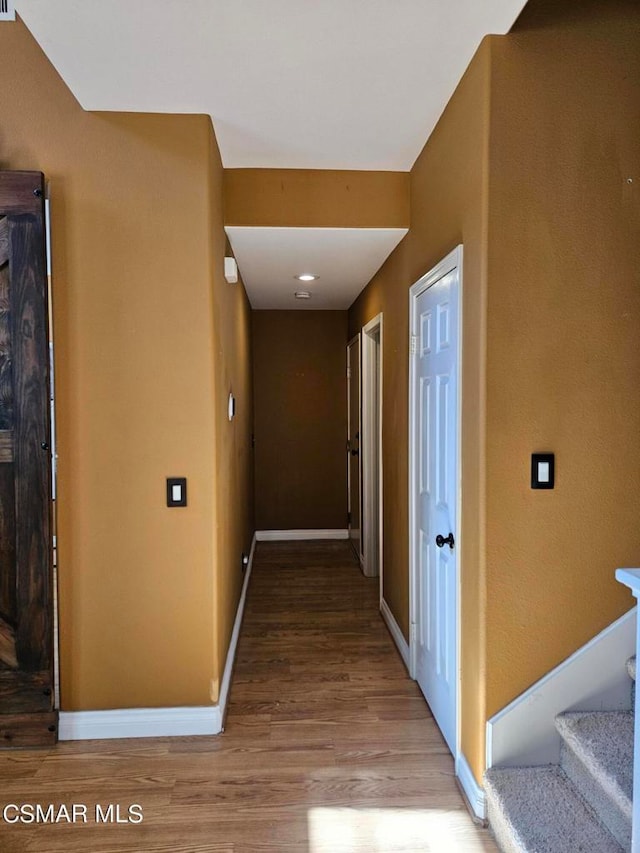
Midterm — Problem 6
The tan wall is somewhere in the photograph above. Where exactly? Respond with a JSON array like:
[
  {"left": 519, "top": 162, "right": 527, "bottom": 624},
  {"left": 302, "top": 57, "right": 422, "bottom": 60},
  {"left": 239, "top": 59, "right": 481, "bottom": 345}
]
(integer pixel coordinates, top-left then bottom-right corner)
[
  {"left": 349, "top": 42, "right": 491, "bottom": 778},
  {"left": 253, "top": 311, "right": 348, "bottom": 530},
  {"left": 485, "top": 0, "right": 640, "bottom": 718},
  {"left": 224, "top": 169, "right": 410, "bottom": 228},
  {"left": 0, "top": 19, "right": 253, "bottom": 709},
  {"left": 350, "top": 0, "right": 640, "bottom": 784},
  {"left": 210, "top": 159, "right": 255, "bottom": 689}
]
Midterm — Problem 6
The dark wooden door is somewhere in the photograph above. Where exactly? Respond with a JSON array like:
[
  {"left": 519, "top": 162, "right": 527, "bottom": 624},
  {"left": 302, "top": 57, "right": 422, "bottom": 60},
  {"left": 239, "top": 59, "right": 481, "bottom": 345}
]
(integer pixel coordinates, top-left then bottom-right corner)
[{"left": 0, "top": 171, "right": 56, "bottom": 747}]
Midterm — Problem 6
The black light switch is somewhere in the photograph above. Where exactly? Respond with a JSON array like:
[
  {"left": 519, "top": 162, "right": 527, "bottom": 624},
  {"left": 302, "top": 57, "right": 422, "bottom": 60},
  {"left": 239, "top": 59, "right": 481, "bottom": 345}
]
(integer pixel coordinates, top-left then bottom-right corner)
[
  {"left": 167, "top": 477, "right": 187, "bottom": 507},
  {"left": 531, "top": 454, "right": 554, "bottom": 489}
]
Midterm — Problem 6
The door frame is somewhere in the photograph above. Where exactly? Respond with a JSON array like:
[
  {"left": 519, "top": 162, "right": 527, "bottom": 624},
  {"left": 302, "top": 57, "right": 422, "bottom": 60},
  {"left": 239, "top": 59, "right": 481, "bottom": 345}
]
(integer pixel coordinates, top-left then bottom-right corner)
[
  {"left": 346, "top": 334, "right": 362, "bottom": 565},
  {"left": 44, "top": 188, "right": 60, "bottom": 712},
  {"left": 361, "top": 313, "right": 383, "bottom": 588},
  {"left": 408, "top": 244, "right": 463, "bottom": 760}
]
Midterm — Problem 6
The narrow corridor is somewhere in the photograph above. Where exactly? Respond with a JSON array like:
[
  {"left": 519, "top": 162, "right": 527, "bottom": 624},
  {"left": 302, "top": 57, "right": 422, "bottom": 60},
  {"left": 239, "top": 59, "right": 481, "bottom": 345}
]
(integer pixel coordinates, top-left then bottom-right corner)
[{"left": 218, "top": 540, "right": 498, "bottom": 851}]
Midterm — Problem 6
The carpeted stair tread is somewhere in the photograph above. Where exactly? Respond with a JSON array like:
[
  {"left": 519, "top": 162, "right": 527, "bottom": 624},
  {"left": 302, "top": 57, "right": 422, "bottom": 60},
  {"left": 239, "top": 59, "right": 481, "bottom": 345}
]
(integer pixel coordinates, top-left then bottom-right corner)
[
  {"left": 485, "top": 765, "right": 623, "bottom": 853},
  {"left": 555, "top": 710, "right": 633, "bottom": 848},
  {"left": 555, "top": 711, "right": 633, "bottom": 808},
  {"left": 627, "top": 655, "right": 636, "bottom": 681}
]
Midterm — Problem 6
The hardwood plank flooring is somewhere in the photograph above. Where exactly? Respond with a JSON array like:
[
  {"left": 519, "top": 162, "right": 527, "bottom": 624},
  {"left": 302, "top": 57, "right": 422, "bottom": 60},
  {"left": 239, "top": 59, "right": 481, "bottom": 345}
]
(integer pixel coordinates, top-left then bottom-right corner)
[{"left": 0, "top": 540, "right": 498, "bottom": 852}]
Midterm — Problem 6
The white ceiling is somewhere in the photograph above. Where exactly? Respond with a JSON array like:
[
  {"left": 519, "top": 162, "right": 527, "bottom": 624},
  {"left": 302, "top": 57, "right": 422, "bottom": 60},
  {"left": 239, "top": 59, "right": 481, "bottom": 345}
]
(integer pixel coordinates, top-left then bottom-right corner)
[
  {"left": 15, "top": 0, "right": 526, "bottom": 309},
  {"left": 16, "top": 0, "right": 526, "bottom": 171},
  {"left": 226, "top": 227, "right": 407, "bottom": 309}
]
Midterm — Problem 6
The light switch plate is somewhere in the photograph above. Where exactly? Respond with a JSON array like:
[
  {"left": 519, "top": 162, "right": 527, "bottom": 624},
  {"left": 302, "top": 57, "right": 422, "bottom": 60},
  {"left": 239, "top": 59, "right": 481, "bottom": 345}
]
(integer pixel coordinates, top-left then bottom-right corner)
[
  {"left": 531, "top": 454, "right": 554, "bottom": 489},
  {"left": 0, "top": 3, "right": 16, "bottom": 22},
  {"left": 167, "top": 477, "right": 187, "bottom": 507}
]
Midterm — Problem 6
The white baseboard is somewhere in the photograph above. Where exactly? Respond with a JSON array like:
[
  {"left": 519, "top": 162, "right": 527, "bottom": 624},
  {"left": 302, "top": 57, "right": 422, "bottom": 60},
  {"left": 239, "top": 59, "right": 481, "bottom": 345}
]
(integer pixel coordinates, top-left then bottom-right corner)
[
  {"left": 255, "top": 529, "right": 348, "bottom": 541},
  {"left": 456, "top": 752, "right": 486, "bottom": 821},
  {"left": 217, "top": 532, "right": 256, "bottom": 726},
  {"left": 380, "top": 597, "right": 410, "bottom": 672},
  {"left": 58, "top": 705, "right": 222, "bottom": 741},
  {"left": 59, "top": 532, "right": 258, "bottom": 742},
  {"left": 486, "top": 606, "right": 636, "bottom": 769}
]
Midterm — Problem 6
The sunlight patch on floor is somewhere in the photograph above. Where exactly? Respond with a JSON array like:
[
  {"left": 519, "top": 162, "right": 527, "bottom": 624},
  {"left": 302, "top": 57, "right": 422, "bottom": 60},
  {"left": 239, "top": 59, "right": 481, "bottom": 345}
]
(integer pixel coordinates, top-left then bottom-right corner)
[{"left": 308, "top": 807, "right": 491, "bottom": 852}]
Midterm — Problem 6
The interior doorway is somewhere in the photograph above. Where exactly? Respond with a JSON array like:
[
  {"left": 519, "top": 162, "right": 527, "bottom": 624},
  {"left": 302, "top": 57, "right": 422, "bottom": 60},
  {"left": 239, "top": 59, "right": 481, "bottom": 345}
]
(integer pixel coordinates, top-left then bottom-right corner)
[
  {"left": 361, "top": 314, "right": 383, "bottom": 583},
  {"left": 346, "top": 334, "right": 361, "bottom": 565},
  {"left": 409, "top": 245, "right": 462, "bottom": 757}
]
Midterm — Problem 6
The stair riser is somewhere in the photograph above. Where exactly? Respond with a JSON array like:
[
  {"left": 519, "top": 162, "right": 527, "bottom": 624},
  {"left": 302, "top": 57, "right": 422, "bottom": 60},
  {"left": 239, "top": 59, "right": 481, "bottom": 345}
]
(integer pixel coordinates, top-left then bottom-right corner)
[{"left": 560, "top": 741, "right": 631, "bottom": 850}]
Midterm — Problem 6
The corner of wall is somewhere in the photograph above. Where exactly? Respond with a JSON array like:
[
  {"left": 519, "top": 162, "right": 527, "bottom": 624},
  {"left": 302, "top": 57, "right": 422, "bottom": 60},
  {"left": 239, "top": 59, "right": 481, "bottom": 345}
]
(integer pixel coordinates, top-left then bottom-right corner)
[{"left": 207, "top": 119, "right": 255, "bottom": 699}]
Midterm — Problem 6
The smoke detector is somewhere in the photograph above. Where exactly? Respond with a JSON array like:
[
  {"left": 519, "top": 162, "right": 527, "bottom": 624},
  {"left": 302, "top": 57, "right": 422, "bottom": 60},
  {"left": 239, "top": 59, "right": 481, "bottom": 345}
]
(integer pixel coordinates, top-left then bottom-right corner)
[{"left": 224, "top": 257, "right": 238, "bottom": 284}]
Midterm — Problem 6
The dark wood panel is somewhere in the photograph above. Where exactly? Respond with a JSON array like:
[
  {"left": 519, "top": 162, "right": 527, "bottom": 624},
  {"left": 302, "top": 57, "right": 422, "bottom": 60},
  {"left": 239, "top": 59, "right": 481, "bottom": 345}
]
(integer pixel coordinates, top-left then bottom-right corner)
[
  {"left": 0, "top": 173, "right": 54, "bottom": 742},
  {"left": 0, "top": 261, "right": 12, "bottom": 432},
  {"left": 0, "top": 617, "right": 17, "bottom": 669},
  {"left": 0, "top": 220, "right": 16, "bottom": 628},
  {"left": 0, "top": 431, "right": 13, "bottom": 462},
  {"left": 0, "top": 671, "right": 52, "bottom": 713},
  {"left": 0, "top": 463, "right": 16, "bottom": 625},
  {"left": 0, "top": 217, "right": 7, "bottom": 266},
  {"left": 0, "top": 172, "right": 44, "bottom": 217},
  {"left": 9, "top": 213, "right": 52, "bottom": 674},
  {"left": 0, "top": 710, "right": 57, "bottom": 749}
]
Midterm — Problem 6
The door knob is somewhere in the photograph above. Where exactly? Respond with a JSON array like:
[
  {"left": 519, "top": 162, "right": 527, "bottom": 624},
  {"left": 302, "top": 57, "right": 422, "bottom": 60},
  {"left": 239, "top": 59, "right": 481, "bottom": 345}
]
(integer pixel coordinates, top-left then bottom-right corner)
[
  {"left": 351, "top": 448, "right": 359, "bottom": 456},
  {"left": 435, "top": 533, "right": 455, "bottom": 549}
]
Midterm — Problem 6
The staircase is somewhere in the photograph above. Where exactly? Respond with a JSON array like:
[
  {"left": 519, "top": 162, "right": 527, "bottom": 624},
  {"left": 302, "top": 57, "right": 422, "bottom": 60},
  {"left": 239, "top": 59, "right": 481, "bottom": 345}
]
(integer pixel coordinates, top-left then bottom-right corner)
[{"left": 485, "top": 656, "right": 636, "bottom": 852}]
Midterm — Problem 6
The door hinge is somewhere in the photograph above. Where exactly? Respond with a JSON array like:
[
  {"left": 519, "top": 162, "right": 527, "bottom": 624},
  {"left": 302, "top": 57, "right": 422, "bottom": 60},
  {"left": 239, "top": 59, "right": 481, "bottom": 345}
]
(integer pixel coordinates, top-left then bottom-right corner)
[
  {"left": 410, "top": 335, "right": 418, "bottom": 356},
  {"left": 347, "top": 511, "right": 352, "bottom": 525},
  {"left": 347, "top": 366, "right": 351, "bottom": 379}
]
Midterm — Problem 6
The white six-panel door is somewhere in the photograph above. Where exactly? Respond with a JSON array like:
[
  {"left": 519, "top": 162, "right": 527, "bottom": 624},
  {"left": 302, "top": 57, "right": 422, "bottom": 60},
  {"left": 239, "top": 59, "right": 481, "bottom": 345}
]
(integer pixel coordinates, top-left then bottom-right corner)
[{"left": 409, "top": 247, "right": 461, "bottom": 756}]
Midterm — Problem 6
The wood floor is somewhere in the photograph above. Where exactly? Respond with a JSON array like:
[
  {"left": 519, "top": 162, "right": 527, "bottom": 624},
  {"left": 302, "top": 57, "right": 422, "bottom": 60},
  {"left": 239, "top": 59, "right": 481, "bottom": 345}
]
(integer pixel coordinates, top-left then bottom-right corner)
[{"left": 0, "top": 540, "right": 498, "bottom": 852}]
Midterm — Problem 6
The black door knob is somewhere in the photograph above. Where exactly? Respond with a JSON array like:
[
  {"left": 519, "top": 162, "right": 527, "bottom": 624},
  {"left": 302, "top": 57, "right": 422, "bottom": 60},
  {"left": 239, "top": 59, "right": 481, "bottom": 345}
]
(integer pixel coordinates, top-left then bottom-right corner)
[
  {"left": 435, "top": 533, "right": 455, "bottom": 549},
  {"left": 351, "top": 448, "right": 359, "bottom": 456}
]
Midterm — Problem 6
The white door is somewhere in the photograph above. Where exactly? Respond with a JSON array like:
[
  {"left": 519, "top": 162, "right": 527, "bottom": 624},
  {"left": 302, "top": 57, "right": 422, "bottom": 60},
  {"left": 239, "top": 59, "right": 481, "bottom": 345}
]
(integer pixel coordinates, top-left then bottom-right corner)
[
  {"left": 347, "top": 336, "right": 362, "bottom": 565},
  {"left": 362, "top": 316, "right": 382, "bottom": 580},
  {"left": 410, "top": 247, "right": 461, "bottom": 755}
]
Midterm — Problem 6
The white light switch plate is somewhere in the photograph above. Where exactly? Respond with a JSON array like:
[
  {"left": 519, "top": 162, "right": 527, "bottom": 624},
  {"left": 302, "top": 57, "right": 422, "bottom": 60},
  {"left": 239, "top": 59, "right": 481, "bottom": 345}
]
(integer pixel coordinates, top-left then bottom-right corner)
[{"left": 537, "top": 461, "right": 550, "bottom": 483}]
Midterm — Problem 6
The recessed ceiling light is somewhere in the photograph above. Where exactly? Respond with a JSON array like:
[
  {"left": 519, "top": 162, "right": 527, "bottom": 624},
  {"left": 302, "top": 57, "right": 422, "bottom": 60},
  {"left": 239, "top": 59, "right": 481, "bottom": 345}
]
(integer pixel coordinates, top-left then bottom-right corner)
[
  {"left": 294, "top": 291, "right": 312, "bottom": 299},
  {"left": 295, "top": 274, "right": 319, "bottom": 282}
]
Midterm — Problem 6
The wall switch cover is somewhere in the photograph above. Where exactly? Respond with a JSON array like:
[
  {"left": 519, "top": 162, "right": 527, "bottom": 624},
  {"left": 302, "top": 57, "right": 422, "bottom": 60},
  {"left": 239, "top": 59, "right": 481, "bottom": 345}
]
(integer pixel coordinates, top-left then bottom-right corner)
[
  {"left": 166, "top": 477, "right": 187, "bottom": 507},
  {"left": 0, "top": 3, "right": 16, "bottom": 22},
  {"left": 531, "top": 454, "right": 554, "bottom": 489}
]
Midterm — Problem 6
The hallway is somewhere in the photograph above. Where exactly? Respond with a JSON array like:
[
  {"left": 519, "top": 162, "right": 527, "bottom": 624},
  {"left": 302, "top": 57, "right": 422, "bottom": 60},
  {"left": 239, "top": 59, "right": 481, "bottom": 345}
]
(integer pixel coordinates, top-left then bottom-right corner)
[
  {"left": 222, "top": 539, "right": 499, "bottom": 850},
  {"left": 0, "top": 541, "right": 497, "bottom": 852}
]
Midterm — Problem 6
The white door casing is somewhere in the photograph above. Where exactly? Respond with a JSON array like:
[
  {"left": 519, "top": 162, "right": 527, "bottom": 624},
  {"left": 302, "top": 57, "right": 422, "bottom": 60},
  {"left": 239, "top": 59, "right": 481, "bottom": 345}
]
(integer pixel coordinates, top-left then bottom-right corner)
[
  {"left": 409, "top": 245, "right": 462, "bottom": 757},
  {"left": 362, "top": 314, "right": 383, "bottom": 582},
  {"left": 347, "top": 335, "right": 362, "bottom": 566}
]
